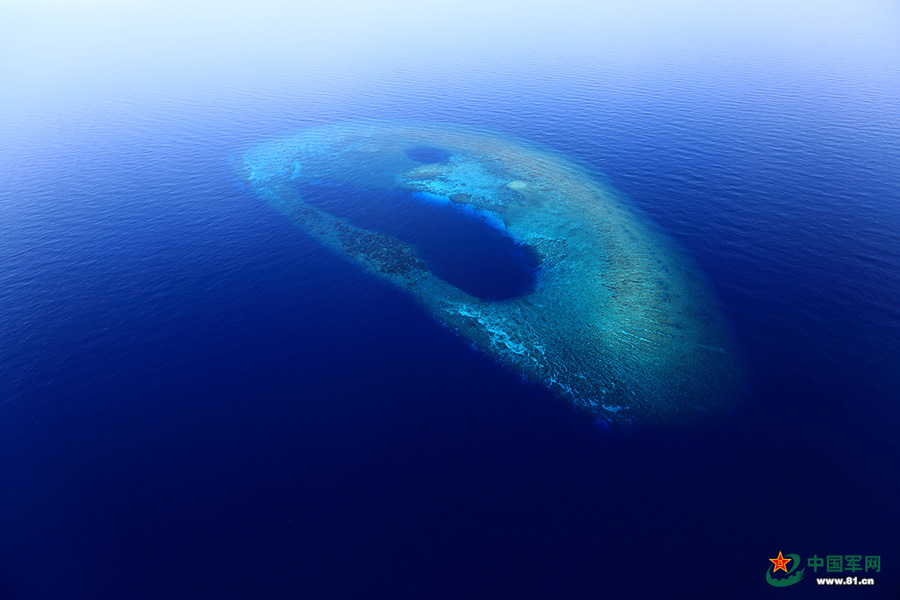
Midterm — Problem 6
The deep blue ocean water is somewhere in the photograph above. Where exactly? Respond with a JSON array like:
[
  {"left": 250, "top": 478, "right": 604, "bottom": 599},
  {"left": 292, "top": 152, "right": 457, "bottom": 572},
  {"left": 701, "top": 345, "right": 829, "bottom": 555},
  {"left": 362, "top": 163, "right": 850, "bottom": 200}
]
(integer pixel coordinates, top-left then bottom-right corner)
[{"left": 2, "top": 3, "right": 899, "bottom": 598}]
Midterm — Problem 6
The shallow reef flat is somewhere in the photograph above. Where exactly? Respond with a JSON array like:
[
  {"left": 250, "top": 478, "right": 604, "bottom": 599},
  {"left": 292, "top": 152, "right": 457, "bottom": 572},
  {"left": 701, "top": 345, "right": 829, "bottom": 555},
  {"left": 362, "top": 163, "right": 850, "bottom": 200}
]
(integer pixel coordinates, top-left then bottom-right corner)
[{"left": 239, "top": 121, "right": 743, "bottom": 425}]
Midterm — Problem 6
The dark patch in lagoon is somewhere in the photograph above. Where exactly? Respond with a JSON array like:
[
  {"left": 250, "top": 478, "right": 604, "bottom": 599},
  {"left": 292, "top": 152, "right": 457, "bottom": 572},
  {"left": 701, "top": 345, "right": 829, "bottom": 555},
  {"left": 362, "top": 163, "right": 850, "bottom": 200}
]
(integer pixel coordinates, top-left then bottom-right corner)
[
  {"left": 298, "top": 182, "right": 540, "bottom": 301},
  {"left": 406, "top": 146, "right": 449, "bottom": 164}
]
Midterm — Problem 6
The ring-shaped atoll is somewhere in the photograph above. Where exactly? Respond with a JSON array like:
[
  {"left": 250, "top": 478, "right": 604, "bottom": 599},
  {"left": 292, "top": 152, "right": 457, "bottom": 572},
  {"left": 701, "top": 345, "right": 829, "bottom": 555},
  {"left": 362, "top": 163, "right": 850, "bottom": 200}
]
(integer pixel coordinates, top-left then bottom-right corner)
[{"left": 238, "top": 121, "right": 743, "bottom": 425}]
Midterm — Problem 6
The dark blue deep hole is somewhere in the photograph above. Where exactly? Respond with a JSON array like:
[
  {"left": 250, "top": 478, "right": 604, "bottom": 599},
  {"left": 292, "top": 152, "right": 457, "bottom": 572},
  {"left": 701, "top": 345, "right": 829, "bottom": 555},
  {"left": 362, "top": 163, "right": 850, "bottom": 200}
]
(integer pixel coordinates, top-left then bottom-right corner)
[
  {"left": 406, "top": 146, "right": 450, "bottom": 164},
  {"left": 297, "top": 182, "right": 539, "bottom": 301}
]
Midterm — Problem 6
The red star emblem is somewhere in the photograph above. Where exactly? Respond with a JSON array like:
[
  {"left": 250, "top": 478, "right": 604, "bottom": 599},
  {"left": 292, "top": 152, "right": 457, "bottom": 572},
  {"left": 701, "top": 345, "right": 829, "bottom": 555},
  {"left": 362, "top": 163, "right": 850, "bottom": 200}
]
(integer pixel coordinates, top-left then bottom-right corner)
[{"left": 770, "top": 551, "right": 792, "bottom": 573}]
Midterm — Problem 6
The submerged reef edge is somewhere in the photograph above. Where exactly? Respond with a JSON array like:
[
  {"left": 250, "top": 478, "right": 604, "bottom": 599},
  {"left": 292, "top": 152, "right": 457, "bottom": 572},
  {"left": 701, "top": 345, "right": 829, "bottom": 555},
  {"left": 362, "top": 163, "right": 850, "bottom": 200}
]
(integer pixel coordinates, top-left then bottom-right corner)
[{"left": 237, "top": 120, "right": 744, "bottom": 425}]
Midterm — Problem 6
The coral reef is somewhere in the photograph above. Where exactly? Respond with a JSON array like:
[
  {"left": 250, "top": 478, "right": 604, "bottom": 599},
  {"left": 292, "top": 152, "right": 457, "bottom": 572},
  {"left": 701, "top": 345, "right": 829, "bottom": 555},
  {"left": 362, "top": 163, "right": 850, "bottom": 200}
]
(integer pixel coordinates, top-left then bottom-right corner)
[{"left": 239, "top": 121, "right": 742, "bottom": 424}]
